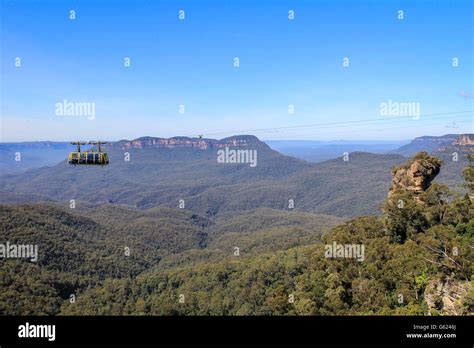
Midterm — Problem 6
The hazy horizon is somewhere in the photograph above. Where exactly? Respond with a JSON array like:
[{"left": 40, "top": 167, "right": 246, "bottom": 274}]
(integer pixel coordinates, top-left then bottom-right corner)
[{"left": 0, "top": 133, "right": 467, "bottom": 144}]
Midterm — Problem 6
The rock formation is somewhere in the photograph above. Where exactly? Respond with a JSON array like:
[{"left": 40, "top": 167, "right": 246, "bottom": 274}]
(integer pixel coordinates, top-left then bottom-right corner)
[
  {"left": 453, "top": 134, "right": 474, "bottom": 147},
  {"left": 388, "top": 151, "right": 442, "bottom": 199},
  {"left": 424, "top": 277, "right": 472, "bottom": 315},
  {"left": 105, "top": 135, "right": 266, "bottom": 151}
]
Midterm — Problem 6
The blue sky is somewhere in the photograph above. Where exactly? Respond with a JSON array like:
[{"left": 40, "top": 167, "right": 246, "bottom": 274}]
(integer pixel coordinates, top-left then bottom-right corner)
[{"left": 1, "top": 0, "right": 472, "bottom": 141}]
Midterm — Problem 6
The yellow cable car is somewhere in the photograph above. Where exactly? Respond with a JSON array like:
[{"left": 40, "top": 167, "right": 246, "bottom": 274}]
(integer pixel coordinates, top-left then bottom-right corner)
[{"left": 68, "top": 141, "right": 109, "bottom": 166}]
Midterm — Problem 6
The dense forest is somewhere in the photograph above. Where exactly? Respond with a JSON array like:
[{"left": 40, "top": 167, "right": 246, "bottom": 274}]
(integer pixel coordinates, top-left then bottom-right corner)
[{"left": 0, "top": 152, "right": 473, "bottom": 315}]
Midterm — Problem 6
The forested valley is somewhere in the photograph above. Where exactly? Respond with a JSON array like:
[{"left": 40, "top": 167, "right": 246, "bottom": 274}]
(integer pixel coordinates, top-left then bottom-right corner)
[{"left": 1, "top": 152, "right": 473, "bottom": 315}]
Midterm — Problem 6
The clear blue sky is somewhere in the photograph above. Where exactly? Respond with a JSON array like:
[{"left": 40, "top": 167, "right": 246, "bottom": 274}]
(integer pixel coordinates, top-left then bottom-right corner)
[{"left": 1, "top": 0, "right": 472, "bottom": 141}]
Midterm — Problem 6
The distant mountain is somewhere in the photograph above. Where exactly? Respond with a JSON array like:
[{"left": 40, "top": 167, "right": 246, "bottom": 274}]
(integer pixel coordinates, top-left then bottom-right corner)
[
  {"left": 0, "top": 135, "right": 469, "bottom": 218},
  {"left": 0, "top": 135, "right": 408, "bottom": 218},
  {"left": 390, "top": 134, "right": 473, "bottom": 157},
  {"left": 111, "top": 135, "right": 269, "bottom": 150},
  {"left": 182, "top": 151, "right": 410, "bottom": 218},
  {"left": 0, "top": 141, "right": 72, "bottom": 175},
  {"left": 0, "top": 137, "right": 412, "bottom": 174},
  {"left": 266, "top": 140, "right": 409, "bottom": 163},
  {"left": 0, "top": 135, "right": 312, "bottom": 208},
  {"left": 0, "top": 136, "right": 271, "bottom": 174}
]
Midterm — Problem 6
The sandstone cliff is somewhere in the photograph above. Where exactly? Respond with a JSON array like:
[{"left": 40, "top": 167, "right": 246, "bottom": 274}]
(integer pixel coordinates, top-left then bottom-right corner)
[
  {"left": 452, "top": 134, "right": 474, "bottom": 147},
  {"left": 388, "top": 151, "right": 442, "bottom": 198},
  {"left": 105, "top": 135, "right": 266, "bottom": 151}
]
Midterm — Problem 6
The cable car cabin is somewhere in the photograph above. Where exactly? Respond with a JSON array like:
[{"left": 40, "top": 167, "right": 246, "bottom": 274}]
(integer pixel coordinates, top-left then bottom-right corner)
[
  {"left": 68, "top": 141, "right": 109, "bottom": 166},
  {"left": 68, "top": 151, "right": 109, "bottom": 165}
]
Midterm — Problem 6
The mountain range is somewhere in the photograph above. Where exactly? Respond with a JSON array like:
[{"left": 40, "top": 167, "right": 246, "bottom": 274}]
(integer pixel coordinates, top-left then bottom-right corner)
[
  {"left": 1, "top": 133, "right": 471, "bottom": 171},
  {"left": 390, "top": 134, "right": 474, "bottom": 157},
  {"left": 0, "top": 134, "right": 472, "bottom": 218}
]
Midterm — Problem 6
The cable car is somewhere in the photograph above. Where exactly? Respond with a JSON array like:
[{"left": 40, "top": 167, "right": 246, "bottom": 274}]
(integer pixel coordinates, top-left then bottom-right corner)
[{"left": 68, "top": 141, "right": 109, "bottom": 165}]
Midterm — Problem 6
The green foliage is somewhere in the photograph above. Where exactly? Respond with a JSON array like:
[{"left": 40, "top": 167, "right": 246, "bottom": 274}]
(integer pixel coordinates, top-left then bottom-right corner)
[
  {"left": 1, "top": 152, "right": 473, "bottom": 316},
  {"left": 382, "top": 191, "right": 428, "bottom": 242},
  {"left": 463, "top": 153, "right": 474, "bottom": 194}
]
